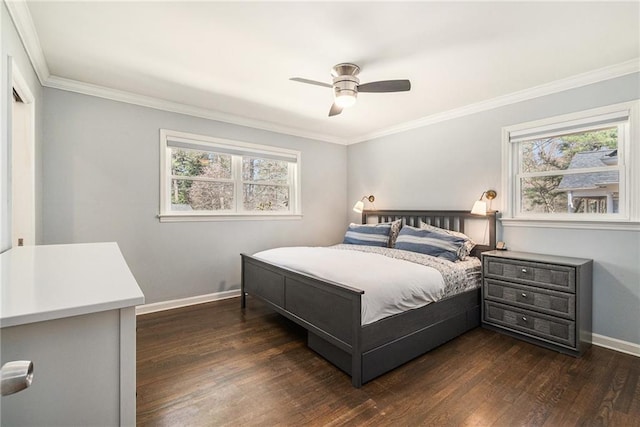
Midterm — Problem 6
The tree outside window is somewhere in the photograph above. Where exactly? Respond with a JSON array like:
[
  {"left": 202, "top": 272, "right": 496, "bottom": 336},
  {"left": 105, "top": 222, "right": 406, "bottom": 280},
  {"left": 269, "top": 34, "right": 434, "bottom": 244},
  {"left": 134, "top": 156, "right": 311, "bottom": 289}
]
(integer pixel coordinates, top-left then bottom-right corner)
[
  {"left": 242, "top": 157, "right": 290, "bottom": 211},
  {"left": 519, "top": 127, "right": 619, "bottom": 215},
  {"left": 160, "top": 130, "right": 301, "bottom": 221}
]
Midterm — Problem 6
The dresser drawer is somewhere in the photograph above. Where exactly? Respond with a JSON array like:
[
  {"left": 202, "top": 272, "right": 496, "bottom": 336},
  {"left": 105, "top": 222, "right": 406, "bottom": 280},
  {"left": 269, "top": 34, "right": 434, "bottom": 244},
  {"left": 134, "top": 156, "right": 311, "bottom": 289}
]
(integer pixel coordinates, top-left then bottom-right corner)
[
  {"left": 484, "top": 301, "right": 575, "bottom": 348},
  {"left": 484, "top": 279, "right": 575, "bottom": 320},
  {"left": 484, "top": 258, "right": 575, "bottom": 293}
]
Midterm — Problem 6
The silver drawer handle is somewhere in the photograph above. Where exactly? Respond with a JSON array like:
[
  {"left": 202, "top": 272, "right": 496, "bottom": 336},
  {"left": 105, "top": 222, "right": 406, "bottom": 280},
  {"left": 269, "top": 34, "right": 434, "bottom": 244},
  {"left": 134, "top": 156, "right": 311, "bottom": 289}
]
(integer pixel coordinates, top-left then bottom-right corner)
[
  {"left": 521, "top": 268, "right": 528, "bottom": 273},
  {"left": 521, "top": 292, "right": 527, "bottom": 298},
  {"left": 522, "top": 316, "right": 527, "bottom": 321}
]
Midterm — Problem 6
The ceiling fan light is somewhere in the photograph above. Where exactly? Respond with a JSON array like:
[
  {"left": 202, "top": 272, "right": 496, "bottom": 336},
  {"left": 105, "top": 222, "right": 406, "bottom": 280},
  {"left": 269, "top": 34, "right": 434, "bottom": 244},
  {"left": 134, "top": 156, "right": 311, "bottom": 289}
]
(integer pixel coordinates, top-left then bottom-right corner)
[{"left": 335, "top": 92, "right": 357, "bottom": 108}]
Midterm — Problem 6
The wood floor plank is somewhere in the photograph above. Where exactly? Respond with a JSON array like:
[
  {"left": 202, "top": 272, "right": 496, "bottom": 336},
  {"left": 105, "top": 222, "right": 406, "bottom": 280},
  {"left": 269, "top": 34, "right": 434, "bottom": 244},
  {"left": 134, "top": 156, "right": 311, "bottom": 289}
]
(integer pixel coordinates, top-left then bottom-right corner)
[{"left": 136, "top": 297, "right": 640, "bottom": 426}]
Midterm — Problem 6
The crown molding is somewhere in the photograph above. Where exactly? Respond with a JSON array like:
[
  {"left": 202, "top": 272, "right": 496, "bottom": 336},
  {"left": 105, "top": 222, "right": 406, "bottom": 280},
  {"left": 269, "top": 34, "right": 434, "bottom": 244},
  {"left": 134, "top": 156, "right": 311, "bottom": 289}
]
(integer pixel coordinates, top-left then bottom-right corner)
[
  {"left": 44, "top": 75, "right": 348, "bottom": 145},
  {"left": 349, "top": 58, "right": 640, "bottom": 144},
  {"left": 44, "top": 59, "right": 639, "bottom": 147},
  {"left": 5, "top": 0, "right": 638, "bottom": 147},
  {"left": 4, "top": 0, "right": 50, "bottom": 85}
]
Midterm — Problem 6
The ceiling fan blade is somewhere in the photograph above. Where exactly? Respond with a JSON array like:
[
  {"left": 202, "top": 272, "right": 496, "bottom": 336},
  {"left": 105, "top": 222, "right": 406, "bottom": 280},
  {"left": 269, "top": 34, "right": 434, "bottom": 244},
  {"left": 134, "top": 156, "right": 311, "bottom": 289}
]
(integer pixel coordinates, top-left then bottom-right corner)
[
  {"left": 329, "top": 103, "right": 343, "bottom": 117},
  {"left": 357, "top": 79, "right": 411, "bottom": 93},
  {"left": 290, "top": 77, "right": 332, "bottom": 88}
]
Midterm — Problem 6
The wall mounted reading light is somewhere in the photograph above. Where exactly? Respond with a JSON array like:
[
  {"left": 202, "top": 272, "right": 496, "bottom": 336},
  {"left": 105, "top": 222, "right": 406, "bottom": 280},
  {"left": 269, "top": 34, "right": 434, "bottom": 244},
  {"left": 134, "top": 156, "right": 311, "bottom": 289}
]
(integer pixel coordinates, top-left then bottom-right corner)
[
  {"left": 471, "top": 190, "right": 497, "bottom": 215},
  {"left": 353, "top": 195, "right": 375, "bottom": 213}
]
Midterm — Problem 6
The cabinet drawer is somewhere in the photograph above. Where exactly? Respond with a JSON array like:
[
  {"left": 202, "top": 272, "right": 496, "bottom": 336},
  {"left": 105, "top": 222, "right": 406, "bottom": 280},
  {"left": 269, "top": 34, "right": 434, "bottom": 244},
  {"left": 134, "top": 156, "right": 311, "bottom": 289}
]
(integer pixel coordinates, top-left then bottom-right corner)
[
  {"left": 484, "top": 258, "right": 575, "bottom": 293},
  {"left": 484, "top": 279, "right": 575, "bottom": 320},
  {"left": 484, "top": 301, "right": 575, "bottom": 348}
]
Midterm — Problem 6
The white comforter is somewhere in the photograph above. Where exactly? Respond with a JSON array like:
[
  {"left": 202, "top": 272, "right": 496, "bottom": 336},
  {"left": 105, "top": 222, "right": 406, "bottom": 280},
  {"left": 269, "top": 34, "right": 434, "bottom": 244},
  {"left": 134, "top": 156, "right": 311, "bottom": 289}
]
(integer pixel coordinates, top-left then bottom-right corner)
[{"left": 253, "top": 246, "right": 446, "bottom": 325}]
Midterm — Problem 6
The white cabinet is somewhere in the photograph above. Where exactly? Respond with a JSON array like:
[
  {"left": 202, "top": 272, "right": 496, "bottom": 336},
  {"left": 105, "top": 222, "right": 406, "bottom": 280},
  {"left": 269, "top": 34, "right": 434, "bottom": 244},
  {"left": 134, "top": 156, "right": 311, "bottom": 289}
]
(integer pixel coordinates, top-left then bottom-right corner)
[{"left": 1, "top": 243, "right": 144, "bottom": 426}]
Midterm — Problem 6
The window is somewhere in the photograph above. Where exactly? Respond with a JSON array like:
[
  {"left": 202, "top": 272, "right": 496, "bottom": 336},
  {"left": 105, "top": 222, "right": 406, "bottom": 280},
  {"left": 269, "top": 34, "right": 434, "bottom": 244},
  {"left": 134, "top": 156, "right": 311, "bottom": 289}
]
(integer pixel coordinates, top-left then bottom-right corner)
[
  {"left": 502, "top": 101, "right": 639, "bottom": 228},
  {"left": 159, "top": 130, "right": 301, "bottom": 221}
]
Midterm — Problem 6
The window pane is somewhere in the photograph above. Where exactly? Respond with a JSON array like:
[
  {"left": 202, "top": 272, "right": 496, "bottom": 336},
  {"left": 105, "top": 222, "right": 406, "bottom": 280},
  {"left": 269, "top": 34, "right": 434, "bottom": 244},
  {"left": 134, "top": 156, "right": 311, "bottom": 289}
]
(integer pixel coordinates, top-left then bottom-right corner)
[
  {"left": 171, "top": 179, "right": 234, "bottom": 211},
  {"left": 521, "top": 127, "right": 618, "bottom": 173},
  {"left": 520, "top": 176, "right": 567, "bottom": 213},
  {"left": 243, "top": 184, "right": 289, "bottom": 211},
  {"left": 242, "top": 157, "right": 288, "bottom": 184},
  {"left": 163, "top": 130, "right": 302, "bottom": 217},
  {"left": 171, "top": 148, "right": 232, "bottom": 179},
  {"left": 521, "top": 176, "right": 618, "bottom": 214}
]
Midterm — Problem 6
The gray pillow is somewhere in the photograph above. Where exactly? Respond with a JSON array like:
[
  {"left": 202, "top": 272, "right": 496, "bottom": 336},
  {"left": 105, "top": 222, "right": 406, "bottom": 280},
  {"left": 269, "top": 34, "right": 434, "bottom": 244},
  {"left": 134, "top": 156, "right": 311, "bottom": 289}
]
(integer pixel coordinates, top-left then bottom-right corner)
[
  {"left": 343, "top": 223, "right": 392, "bottom": 247},
  {"left": 419, "top": 221, "right": 476, "bottom": 260},
  {"left": 394, "top": 225, "right": 467, "bottom": 262}
]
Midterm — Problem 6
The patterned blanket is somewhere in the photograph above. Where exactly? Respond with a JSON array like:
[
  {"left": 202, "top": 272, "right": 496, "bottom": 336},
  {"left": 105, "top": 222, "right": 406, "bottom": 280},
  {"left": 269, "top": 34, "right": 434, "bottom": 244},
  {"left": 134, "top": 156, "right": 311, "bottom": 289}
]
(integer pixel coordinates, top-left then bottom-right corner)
[{"left": 331, "top": 244, "right": 482, "bottom": 297}]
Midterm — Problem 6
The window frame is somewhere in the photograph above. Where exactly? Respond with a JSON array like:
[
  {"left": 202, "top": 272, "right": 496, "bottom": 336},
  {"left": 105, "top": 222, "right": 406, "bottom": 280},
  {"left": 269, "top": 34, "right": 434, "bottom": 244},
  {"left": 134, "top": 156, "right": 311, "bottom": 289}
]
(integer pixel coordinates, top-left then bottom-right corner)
[
  {"left": 501, "top": 100, "right": 640, "bottom": 231},
  {"left": 159, "top": 129, "right": 302, "bottom": 222}
]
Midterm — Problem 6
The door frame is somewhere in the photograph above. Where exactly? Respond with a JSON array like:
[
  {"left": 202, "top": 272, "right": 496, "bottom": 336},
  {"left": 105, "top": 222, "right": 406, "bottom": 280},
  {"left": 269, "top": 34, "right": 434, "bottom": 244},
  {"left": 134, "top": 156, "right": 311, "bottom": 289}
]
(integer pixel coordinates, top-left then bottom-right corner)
[{"left": 10, "top": 59, "right": 36, "bottom": 246}]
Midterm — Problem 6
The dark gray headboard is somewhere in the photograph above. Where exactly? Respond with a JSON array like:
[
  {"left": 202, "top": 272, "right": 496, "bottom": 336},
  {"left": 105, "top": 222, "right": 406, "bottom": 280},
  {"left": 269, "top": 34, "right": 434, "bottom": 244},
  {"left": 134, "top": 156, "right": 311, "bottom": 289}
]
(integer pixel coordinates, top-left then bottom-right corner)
[{"left": 362, "top": 210, "right": 497, "bottom": 257}]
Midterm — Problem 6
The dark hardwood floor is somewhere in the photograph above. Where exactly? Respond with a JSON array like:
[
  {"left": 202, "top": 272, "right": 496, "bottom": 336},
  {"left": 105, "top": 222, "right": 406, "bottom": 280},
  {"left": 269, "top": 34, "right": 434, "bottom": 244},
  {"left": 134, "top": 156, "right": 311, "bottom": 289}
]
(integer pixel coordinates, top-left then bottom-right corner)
[{"left": 137, "top": 297, "right": 640, "bottom": 426}]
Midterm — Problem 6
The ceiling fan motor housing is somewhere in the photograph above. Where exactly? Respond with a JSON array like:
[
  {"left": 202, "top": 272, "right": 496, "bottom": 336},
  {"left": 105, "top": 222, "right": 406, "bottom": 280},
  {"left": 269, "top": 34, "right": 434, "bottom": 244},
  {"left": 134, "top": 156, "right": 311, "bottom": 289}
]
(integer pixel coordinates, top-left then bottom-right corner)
[
  {"left": 332, "top": 63, "right": 360, "bottom": 106},
  {"left": 331, "top": 63, "right": 360, "bottom": 77}
]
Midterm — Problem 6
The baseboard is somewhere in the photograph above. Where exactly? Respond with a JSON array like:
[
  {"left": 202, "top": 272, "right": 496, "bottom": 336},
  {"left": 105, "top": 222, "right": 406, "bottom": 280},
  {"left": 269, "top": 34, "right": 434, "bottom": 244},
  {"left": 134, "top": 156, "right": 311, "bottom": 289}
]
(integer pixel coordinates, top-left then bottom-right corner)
[
  {"left": 135, "top": 295, "right": 639, "bottom": 359},
  {"left": 136, "top": 289, "right": 241, "bottom": 315},
  {"left": 592, "top": 333, "right": 640, "bottom": 357}
]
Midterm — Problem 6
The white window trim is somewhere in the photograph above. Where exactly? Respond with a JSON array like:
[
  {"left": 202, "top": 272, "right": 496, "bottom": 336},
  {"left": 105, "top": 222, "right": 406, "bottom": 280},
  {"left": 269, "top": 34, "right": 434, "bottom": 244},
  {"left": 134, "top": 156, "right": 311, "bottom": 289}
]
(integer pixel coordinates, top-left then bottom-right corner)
[
  {"left": 159, "top": 129, "right": 302, "bottom": 222},
  {"left": 501, "top": 100, "right": 640, "bottom": 231}
]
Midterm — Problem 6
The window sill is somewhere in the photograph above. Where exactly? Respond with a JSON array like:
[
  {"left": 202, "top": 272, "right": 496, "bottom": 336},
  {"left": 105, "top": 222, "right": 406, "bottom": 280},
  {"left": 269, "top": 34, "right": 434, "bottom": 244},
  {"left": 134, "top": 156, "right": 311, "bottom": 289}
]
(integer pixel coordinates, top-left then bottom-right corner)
[
  {"left": 500, "top": 217, "right": 640, "bottom": 231},
  {"left": 158, "top": 213, "right": 303, "bottom": 222}
]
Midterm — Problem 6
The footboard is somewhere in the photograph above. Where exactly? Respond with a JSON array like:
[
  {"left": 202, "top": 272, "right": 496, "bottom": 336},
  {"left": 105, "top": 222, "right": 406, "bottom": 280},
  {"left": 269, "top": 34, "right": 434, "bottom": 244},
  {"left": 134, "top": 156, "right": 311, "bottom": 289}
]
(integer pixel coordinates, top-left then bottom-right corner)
[{"left": 241, "top": 254, "right": 365, "bottom": 387}]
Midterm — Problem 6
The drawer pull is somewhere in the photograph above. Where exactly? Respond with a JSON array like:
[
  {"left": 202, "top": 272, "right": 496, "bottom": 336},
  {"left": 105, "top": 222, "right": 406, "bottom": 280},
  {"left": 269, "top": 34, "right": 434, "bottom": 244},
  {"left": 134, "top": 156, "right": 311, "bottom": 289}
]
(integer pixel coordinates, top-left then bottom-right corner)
[
  {"left": 521, "top": 268, "right": 528, "bottom": 273},
  {"left": 522, "top": 316, "right": 527, "bottom": 322},
  {"left": 521, "top": 292, "right": 527, "bottom": 298}
]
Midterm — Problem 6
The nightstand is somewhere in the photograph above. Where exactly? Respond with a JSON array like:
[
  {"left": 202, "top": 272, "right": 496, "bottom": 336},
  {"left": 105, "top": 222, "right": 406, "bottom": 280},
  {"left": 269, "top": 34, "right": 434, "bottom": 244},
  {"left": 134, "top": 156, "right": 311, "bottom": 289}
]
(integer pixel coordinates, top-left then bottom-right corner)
[{"left": 481, "top": 250, "right": 593, "bottom": 356}]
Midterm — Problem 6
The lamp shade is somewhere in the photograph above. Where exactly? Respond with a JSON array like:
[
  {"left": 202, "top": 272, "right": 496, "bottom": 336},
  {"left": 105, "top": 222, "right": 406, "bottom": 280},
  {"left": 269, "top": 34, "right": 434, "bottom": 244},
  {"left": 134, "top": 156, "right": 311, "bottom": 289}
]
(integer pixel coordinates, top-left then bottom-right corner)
[
  {"left": 353, "top": 200, "right": 365, "bottom": 213},
  {"left": 471, "top": 200, "right": 487, "bottom": 216}
]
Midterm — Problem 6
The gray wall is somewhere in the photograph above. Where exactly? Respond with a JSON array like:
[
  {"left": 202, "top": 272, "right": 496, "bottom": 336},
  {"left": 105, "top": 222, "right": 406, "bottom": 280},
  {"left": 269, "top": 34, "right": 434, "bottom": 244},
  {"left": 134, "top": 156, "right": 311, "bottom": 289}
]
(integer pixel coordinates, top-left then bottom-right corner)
[
  {"left": 1, "top": 3, "right": 44, "bottom": 251},
  {"left": 8, "top": 0, "right": 637, "bottom": 345},
  {"left": 348, "top": 73, "right": 640, "bottom": 346},
  {"left": 42, "top": 88, "right": 347, "bottom": 304}
]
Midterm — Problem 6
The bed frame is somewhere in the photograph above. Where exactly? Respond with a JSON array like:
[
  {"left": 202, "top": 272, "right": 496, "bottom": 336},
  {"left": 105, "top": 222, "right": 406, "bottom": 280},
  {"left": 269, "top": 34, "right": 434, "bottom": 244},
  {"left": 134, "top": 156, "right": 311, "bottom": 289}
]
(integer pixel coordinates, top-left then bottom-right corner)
[{"left": 240, "top": 210, "right": 497, "bottom": 387}]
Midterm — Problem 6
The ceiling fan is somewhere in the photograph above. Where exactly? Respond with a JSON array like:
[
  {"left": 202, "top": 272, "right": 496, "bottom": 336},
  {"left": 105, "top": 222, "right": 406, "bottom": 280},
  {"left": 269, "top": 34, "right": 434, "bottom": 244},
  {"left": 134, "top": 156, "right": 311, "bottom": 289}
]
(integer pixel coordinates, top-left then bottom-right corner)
[{"left": 290, "top": 63, "right": 411, "bottom": 117}]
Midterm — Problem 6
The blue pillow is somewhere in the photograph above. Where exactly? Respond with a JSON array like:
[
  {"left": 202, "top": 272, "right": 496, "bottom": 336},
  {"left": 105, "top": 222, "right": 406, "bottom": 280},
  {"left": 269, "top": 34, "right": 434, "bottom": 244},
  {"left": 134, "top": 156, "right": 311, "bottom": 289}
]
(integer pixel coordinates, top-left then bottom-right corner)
[
  {"left": 394, "top": 225, "right": 467, "bottom": 262},
  {"left": 343, "top": 223, "right": 391, "bottom": 247}
]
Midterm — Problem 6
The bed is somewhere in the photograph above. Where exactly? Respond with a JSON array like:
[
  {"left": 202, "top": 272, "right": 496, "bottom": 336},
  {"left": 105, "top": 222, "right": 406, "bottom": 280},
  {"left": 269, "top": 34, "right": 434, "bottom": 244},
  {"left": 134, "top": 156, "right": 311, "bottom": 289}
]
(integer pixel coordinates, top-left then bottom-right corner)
[{"left": 240, "top": 210, "right": 497, "bottom": 388}]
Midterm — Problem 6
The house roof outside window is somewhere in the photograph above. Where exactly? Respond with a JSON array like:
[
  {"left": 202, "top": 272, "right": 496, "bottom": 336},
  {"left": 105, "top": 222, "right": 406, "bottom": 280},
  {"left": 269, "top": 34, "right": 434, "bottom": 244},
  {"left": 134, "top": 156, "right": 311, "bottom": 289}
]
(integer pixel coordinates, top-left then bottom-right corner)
[{"left": 557, "top": 148, "right": 618, "bottom": 191}]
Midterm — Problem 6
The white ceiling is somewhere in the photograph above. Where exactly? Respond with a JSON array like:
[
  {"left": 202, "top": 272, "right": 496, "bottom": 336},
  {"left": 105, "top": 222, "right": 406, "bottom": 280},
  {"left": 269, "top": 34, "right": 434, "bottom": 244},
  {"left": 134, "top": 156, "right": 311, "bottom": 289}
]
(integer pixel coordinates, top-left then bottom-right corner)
[{"left": 17, "top": 1, "right": 640, "bottom": 144}]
